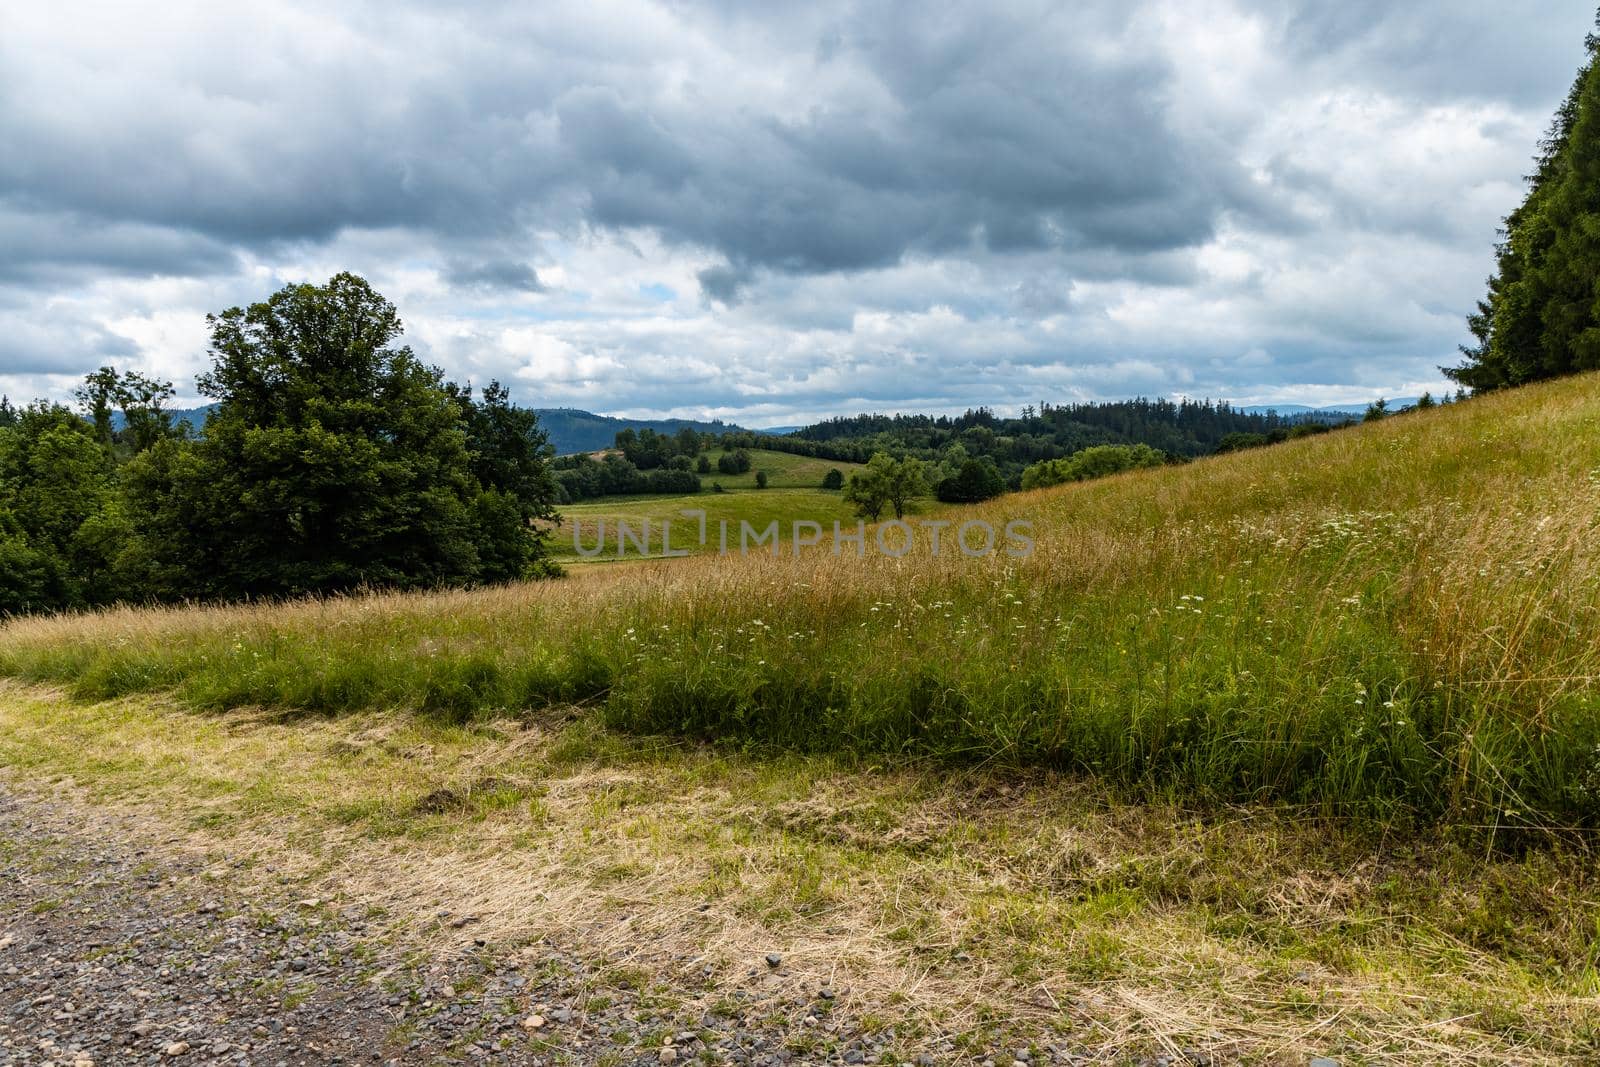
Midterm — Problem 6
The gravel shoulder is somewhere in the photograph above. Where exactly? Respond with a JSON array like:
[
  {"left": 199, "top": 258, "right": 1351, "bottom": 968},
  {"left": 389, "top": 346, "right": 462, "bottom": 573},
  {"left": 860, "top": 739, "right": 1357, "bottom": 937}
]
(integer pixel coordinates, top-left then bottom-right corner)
[
  {"left": 3, "top": 683, "right": 1596, "bottom": 1065},
  {"left": 0, "top": 783, "right": 1061, "bottom": 1067}
]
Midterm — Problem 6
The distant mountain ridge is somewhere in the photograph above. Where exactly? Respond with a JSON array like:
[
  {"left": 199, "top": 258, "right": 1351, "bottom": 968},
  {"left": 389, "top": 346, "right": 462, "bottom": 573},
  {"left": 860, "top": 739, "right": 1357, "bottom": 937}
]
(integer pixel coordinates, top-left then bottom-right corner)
[
  {"left": 530, "top": 409, "right": 744, "bottom": 454},
  {"left": 1236, "top": 398, "right": 1424, "bottom": 421},
  {"left": 108, "top": 398, "right": 1422, "bottom": 454},
  {"left": 116, "top": 404, "right": 744, "bottom": 456}
]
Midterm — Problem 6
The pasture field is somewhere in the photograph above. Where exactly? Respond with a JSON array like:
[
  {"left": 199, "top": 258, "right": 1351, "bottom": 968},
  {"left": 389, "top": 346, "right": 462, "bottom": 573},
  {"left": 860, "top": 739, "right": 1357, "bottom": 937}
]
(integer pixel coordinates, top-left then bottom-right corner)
[
  {"left": 696, "top": 447, "right": 866, "bottom": 490},
  {"left": 553, "top": 449, "right": 880, "bottom": 559},
  {"left": 3, "top": 375, "right": 1600, "bottom": 1059},
  {"left": 555, "top": 487, "right": 871, "bottom": 560}
]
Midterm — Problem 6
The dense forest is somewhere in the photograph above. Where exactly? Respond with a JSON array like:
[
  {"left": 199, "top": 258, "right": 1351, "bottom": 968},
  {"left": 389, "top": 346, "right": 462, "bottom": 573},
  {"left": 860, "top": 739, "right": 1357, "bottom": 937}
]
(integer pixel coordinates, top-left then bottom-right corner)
[
  {"left": 730, "top": 399, "right": 1343, "bottom": 491},
  {"left": 0, "top": 274, "right": 560, "bottom": 615}
]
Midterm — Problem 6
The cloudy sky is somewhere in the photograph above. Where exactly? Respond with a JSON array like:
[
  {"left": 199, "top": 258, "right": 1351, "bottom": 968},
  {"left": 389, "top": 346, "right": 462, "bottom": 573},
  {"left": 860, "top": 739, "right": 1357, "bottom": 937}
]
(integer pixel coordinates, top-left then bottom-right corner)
[{"left": 1, "top": 1, "right": 1592, "bottom": 424}]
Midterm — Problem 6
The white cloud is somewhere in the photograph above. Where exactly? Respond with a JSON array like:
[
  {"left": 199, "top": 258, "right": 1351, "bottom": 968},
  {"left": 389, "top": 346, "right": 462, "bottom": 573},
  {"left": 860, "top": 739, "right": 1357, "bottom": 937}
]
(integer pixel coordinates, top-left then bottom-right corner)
[{"left": 0, "top": 0, "right": 1592, "bottom": 420}]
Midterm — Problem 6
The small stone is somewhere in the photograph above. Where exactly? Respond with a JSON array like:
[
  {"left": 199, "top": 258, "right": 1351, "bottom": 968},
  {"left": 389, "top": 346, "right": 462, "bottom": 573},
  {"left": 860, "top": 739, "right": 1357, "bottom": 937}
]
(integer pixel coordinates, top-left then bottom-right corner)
[
  {"left": 765, "top": 953, "right": 783, "bottom": 969},
  {"left": 1015, "top": 1052, "right": 1032, "bottom": 1063},
  {"left": 297, "top": 898, "right": 320, "bottom": 908},
  {"left": 521, "top": 1015, "right": 546, "bottom": 1030},
  {"left": 440, "top": 984, "right": 457, "bottom": 999},
  {"left": 289, "top": 959, "right": 308, "bottom": 972},
  {"left": 818, "top": 987, "right": 835, "bottom": 1000},
  {"left": 164, "top": 1042, "right": 190, "bottom": 1057},
  {"left": 660, "top": 1049, "right": 679, "bottom": 1065},
  {"left": 1309, "top": 1061, "right": 1339, "bottom": 1067}
]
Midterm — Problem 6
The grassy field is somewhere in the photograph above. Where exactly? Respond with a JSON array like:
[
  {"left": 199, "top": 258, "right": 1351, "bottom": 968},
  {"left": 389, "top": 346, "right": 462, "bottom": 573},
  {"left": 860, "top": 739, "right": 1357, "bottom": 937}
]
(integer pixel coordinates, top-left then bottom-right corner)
[
  {"left": 697, "top": 447, "right": 865, "bottom": 490},
  {"left": 553, "top": 448, "right": 877, "bottom": 559},
  {"left": 4, "top": 374, "right": 1598, "bottom": 828},
  {"left": 3, "top": 378, "right": 1600, "bottom": 1059},
  {"left": 555, "top": 487, "right": 870, "bottom": 560}
]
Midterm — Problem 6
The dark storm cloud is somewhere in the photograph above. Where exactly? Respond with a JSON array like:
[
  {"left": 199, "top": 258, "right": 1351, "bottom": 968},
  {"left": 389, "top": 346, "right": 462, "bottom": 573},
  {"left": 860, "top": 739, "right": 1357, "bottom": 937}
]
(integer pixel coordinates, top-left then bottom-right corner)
[
  {"left": 1240, "top": 2, "right": 1594, "bottom": 106},
  {"left": 443, "top": 259, "right": 545, "bottom": 294},
  {"left": 0, "top": 204, "right": 238, "bottom": 284},
  {"left": 554, "top": 3, "right": 1273, "bottom": 290},
  {"left": 0, "top": 0, "right": 1273, "bottom": 296},
  {"left": 2, "top": 0, "right": 1596, "bottom": 417}
]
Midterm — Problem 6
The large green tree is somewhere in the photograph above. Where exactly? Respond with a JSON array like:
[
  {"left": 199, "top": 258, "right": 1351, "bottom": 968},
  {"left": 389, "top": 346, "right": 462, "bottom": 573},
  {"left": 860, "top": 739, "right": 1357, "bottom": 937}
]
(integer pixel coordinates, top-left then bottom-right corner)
[
  {"left": 1448, "top": 15, "right": 1600, "bottom": 390},
  {"left": 122, "top": 273, "right": 538, "bottom": 599},
  {"left": 448, "top": 379, "right": 561, "bottom": 581},
  {"left": 0, "top": 403, "right": 121, "bottom": 611},
  {"left": 74, "top": 366, "right": 182, "bottom": 457},
  {"left": 844, "top": 453, "right": 928, "bottom": 521}
]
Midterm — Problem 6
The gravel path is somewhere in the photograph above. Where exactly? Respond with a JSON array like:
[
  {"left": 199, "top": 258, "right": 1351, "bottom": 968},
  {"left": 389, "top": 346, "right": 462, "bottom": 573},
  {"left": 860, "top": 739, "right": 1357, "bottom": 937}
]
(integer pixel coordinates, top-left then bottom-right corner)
[{"left": 0, "top": 785, "right": 1091, "bottom": 1067}]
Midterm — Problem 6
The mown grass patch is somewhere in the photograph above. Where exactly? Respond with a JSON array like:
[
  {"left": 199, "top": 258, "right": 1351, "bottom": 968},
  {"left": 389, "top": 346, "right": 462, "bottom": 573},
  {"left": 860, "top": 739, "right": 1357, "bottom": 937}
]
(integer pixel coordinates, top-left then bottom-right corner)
[{"left": 0, "top": 683, "right": 1597, "bottom": 1060}]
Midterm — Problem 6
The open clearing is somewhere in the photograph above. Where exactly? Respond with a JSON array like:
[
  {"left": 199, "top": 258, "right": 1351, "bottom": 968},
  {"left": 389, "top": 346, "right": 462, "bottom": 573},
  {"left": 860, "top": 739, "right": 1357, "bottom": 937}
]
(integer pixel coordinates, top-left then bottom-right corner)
[
  {"left": 555, "top": 488, "right": 871, "bottom": 560},
  {"left": 553, "top": 449, "right": 876, "bottom": 560}
]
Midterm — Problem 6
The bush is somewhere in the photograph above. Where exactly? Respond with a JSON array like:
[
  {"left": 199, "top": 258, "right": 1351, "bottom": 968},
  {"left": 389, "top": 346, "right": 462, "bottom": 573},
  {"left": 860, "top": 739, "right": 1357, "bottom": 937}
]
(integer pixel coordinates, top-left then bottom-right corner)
[
  {"left": 821, "top": 468, "right": 844, "bottom": 490},
  {"left": 717, "top": 449, "right": 753, "bottom": 475},
  {"left": 1021, "top": 444, "right": 1167, "bottom": 490},
  {"left": 935, "top": 459, "right": 1006, "bottom": 503},
  {"left": 1216, "top": 432, "right": 1269, "bottom": 454},
  {"left": 755, "top": 470, "right": 768, "bottom": 489}
]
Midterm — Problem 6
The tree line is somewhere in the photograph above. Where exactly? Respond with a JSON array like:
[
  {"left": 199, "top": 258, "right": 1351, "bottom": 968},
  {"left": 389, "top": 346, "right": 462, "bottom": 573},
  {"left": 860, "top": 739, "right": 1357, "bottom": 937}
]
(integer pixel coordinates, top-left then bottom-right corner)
[
  {"left": 551, "top": 428, "right": 770, "bottom": 500},
  {"left": 745, "top": 398, "right": 1335, "bottom": 489},
  {"left": 0, "top": 274, "right": 560, "bottom": 615}
]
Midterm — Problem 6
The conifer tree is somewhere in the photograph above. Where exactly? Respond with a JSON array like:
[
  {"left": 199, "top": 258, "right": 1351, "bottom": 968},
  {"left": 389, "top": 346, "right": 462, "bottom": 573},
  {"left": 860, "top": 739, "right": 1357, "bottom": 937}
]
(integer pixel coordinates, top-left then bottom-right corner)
[{"left": 1449, "top": 13, "right": 1600, "bottom": 390}]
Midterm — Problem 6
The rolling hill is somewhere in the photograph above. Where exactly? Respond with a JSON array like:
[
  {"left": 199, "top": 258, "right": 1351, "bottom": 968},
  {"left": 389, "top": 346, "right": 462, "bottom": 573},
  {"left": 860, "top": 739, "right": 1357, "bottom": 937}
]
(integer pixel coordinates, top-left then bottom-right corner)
[{"left": 8, "top": 373, "right": 1600, "bottom": 1061}]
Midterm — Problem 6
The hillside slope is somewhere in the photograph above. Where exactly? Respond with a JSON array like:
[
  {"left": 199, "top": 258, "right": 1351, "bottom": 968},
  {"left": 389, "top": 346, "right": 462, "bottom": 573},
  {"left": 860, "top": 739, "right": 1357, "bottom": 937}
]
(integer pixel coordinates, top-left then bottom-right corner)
[{"left": 7, "top": 373, "right": 1599, "bottom": 826}]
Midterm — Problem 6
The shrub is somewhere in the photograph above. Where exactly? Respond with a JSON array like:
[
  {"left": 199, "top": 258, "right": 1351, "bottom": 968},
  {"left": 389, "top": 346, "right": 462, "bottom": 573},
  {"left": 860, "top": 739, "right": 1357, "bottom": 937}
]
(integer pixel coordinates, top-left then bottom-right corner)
[
  {"left": 1021, "top": 444, "right": 1167, "bottom": 490},
  {"left": 936, "top": 459, "right": 1006, "bottom": 503}
]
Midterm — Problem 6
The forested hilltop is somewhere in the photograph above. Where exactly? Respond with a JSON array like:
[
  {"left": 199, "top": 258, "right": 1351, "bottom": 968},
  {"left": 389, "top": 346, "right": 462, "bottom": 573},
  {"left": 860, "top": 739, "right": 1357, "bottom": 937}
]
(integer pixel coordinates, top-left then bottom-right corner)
[
  {"left": 720, "top": 398, "right": 1381, "bottom": 496},
  {"left": 793, "top": 399, "right": 1307, "bottom": 454}
]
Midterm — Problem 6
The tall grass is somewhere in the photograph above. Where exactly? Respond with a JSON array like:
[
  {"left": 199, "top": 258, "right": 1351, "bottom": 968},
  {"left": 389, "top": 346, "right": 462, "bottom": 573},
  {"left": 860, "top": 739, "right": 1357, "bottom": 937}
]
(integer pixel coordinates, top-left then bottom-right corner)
[{"left": 4, "top": 375, "right": 1599, "bottom": 827}]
